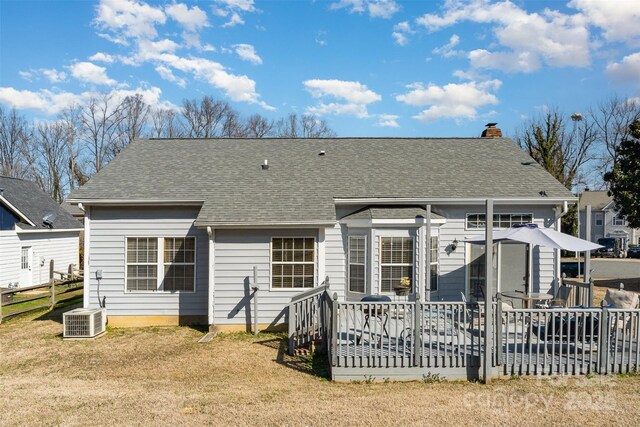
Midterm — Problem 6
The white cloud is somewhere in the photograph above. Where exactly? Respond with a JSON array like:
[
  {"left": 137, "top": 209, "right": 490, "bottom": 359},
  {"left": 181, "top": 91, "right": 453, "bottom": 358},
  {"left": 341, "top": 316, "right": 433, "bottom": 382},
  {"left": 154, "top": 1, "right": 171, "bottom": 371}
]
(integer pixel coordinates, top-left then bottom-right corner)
[
  {"left": 417, "top": 0, "right": 590, "bottom": 72},
  {"left": 304, "top": 79, "right": 381, "bottom": 118},
  {"left": 330, "top": 0, "right": 399, "bottom": 19},
  {"left": 95, "top": 0, "right": 166, "bottom": 41},
  {"left": 392, "top": 21, "right": 413, "bottom": 46},
  {"left": 155, "top": 65, "right": 187, "bottom": 87},
  {"left": 150, "top": 53, "right": 273, "bottom": 110},
  {"left": 165, "top": 3, "right": 209, "bottom": 32},
  {"left": 396, "top": 80, "right": 501, "bottom": 122},
  {"left": 69, "top": 62, "right": 116, "bottom": 86},
  {"left": 0, "top": 86, "right": 175, "bottom": 116},
  {"left": 41, "top": 68, "right": 67, "bottom": 83},
  {"left": 18, "top": 68, "right": 66, "bottom": 83},
  {"left": 89, "top": 52, "right": 116, "bottom": 63},
  {"left": 570, "top": 0, "right": 640, "bottom": 44},
  {"left": 375, "top": 114, "right": 399, "bottom": 127},
  {"left": 432, "top": 34, "right": 463, "bottom": 58},
  {"left": 606, "top": 52, "right": 640, "bottom": 85},
  {"left": 214, "top": 0, "right": 256, "bottom": 27},
  {"left": 233, "top": 44, "right": 262, "bottom": 65}
]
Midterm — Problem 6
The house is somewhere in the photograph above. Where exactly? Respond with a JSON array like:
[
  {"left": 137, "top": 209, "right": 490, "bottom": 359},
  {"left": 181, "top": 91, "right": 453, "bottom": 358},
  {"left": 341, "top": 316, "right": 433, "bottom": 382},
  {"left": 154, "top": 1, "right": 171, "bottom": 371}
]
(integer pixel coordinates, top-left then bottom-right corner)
[
  {"left": 579, "top": 190, "right": 639, "bottom": 246},
  {"left": 0, "top": 176, "right": 82, "bottom": 289},
  {"left": 67, "top": 130, "right": 575, "bottom": 330}
]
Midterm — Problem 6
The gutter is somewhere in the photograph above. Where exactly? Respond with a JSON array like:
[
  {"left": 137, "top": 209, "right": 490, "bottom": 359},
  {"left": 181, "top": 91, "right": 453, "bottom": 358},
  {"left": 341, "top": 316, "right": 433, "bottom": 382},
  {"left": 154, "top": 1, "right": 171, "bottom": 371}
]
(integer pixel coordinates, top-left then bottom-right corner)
[
  {"left": 334, "top": 197, "right": 577, "bottom": 206},
  {"left": 15, "top": 227, "right": 82, "bottom": 234},
  {"left": 65, "top": 199, "right": 205, "bottom": 206},
  {"left": 194, "top": 221, "right": 337, "bottom": 229}
]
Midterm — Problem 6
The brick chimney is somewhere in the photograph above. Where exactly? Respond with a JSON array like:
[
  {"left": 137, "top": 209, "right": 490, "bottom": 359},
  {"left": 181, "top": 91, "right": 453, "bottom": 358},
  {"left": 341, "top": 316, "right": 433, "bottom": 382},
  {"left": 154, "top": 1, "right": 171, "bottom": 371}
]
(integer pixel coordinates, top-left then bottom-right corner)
[{"left": 481, "top": 122, "right": 502, "bottom": 138}]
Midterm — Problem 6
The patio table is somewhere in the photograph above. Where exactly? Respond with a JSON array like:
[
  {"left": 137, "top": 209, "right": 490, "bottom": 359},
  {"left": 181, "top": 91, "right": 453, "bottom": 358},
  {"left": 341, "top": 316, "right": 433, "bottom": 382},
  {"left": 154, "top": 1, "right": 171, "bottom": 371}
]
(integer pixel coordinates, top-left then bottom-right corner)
[
  {"left": 501, "top": 291, "right": 552, "bottom": 309},
  {"left": 356, "top": 295, "right": 391, "bottom": 344}
]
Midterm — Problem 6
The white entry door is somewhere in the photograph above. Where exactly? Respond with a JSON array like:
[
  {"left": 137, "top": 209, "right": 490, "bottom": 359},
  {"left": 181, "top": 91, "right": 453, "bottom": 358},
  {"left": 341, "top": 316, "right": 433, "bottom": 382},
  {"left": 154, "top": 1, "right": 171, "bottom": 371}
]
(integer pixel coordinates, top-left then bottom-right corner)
[{"left": 20, "top": 246, "right": 33, "bottom": 286}]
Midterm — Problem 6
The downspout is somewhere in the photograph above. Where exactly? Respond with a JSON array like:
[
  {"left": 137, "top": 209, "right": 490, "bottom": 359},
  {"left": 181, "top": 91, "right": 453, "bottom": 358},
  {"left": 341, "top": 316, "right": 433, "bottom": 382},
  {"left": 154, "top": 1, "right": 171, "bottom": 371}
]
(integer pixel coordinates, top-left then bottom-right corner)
[
  {"left": 553, "top": 201, "right": 569, "bottom": 294},
  {"left": 207, "top": 226, "right": 215, "bottom": 329}
]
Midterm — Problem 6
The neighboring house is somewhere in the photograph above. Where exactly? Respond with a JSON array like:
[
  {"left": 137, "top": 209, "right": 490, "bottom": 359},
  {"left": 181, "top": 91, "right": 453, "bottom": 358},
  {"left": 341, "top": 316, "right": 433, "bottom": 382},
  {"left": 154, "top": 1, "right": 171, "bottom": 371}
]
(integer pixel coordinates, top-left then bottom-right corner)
[
  {"left": 68, "top": 132, "right": 575, "bottom": 330},
  {"left": 62, "top": 201, "right": 85, "bottom": 224},
  {"left": 0, "top": 176, "right": 83, "bottom": 289},
  {"left": 579, "top": 190, "right": 640, "bottom": 246}
]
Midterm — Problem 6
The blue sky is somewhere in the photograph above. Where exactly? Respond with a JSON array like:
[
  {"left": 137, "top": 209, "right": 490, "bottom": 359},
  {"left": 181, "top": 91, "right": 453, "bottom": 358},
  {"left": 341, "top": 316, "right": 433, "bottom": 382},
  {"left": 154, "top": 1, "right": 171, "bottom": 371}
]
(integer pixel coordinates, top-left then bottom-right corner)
[{"left": 0, "top": 0, "right": 639, "bottom": 138}]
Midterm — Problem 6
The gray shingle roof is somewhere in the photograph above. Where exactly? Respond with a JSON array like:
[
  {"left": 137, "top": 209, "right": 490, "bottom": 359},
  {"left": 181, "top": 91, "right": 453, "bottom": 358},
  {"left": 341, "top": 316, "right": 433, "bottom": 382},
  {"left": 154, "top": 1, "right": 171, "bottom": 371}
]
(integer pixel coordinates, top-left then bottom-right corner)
[
  {"left": 341, "top": 206, "right": 445, "bottom": 221},
  {"left": 0, "top": 176, "right": 82, "bottom": 230},
  {"left": 579, "top": 191, "right": 611, "bottom": 211},
  {"left": 69, "top": 138, "right": 574, "bottom": 225}
]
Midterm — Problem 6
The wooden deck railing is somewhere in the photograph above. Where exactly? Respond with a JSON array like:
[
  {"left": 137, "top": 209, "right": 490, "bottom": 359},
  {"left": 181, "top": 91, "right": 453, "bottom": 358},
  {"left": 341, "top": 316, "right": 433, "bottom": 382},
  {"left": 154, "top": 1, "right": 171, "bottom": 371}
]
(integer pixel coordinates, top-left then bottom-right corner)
[
  {"left": 288, "top": 278, "right": 331, "bottom": 354},
  {"left": 563, "top": 279, "right": 594, "bottom": 307}
]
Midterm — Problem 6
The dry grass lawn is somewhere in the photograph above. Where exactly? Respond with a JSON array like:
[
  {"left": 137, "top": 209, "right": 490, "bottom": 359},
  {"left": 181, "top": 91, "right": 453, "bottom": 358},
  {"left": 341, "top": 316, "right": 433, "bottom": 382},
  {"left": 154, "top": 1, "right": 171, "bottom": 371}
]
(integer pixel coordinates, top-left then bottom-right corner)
[{"left": 1, "top": 307, "right": 640, "bottom": 427}]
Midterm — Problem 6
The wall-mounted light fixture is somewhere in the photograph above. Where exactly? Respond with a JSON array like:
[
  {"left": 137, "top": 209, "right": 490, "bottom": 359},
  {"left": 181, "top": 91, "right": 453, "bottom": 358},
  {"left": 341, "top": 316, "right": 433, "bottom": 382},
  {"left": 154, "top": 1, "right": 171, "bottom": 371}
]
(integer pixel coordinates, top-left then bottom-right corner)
[{"left": 451, "top": 238, "right": 458, "bottom": 252}]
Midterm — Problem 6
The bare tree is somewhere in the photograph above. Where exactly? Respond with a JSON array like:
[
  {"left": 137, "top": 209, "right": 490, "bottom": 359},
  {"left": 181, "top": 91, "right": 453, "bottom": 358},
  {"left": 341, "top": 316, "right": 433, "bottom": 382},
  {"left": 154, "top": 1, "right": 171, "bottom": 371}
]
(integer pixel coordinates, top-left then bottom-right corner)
[
  {"left": 244, "top": 114, "right": 274, "bottom": 138},
  {"left": 58, "top": 105, "right": 87, "bottom": 190},
  {"left": 0, "top": 107, "right": 31, "bottom": 178},
  {"left": 181, "top": 96, "right": 231, "bottom": 138},
  {"left": 114, "top": 94, "right": 150, "bottom": 155},
  {"left": 590, "top": 96, "right": 640, "bottom": 169},
  {"left": 220, "top": 109, "right": 246, "bottom": 137},
  {"left": 150, "top": 108, "right": 184, "bottom": 138},
  {"left": 516, "top": 108, "right": 597, "bottom": 190},
  {"left": 78, "top": 93, "right": 125, "bottom": 175},
  {"left": 24, "top": 121, "right": 71, "bottom": 203},
  {"left": 274, "top": 113, "right": 336, "bottom": 138}
]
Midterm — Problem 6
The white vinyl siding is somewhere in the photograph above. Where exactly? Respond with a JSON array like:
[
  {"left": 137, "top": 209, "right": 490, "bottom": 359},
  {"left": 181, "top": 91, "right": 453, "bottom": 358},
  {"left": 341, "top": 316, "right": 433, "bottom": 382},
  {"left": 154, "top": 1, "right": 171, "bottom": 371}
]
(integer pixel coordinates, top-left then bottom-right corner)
[{"left": 86, "top": 206, "right": 207, "bottom": 316}]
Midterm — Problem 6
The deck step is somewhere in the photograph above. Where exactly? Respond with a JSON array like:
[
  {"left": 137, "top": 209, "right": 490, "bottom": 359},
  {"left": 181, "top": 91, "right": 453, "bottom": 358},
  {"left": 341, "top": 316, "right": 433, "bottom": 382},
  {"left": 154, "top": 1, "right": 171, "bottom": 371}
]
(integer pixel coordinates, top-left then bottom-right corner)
[{"left": 293, "top": 338, "right": 325, "bottom": 356}]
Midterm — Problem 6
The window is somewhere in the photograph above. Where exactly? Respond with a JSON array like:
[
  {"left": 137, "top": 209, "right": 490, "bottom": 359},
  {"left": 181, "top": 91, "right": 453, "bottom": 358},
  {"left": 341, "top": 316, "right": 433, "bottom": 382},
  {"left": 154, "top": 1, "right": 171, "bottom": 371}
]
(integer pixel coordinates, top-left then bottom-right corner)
[
  {"left": 20, "top": 247, "right": 30, "bottom": 270},
  {"left": 271, "top": 237, "right": 315, "bottom": 289},
  {"left": 466, "top": 213, "right": 533, "bottom": 230},
  {"left": 348, "top": 236, "right": 366, "bottom": 293},
  {"left": 126, "top": 237, "right": 196, "bottom": 292},
  {"left": 163, "top": 238, "right": 196, "bottom": 291},
  {"left": 430, "top": 236, "right": 438, "bottom": 291},
  {"left": 126, "top": 238, "right": 158, "bottom": 291},
  {"left": 380, "top": 237, "right": 413, "bottom": 293},
  {"left": 594, "top": 212, "right": 603, "bottom": 226},
  {"left": 613, "top": 214, "right": 626, "bottom": 226}
]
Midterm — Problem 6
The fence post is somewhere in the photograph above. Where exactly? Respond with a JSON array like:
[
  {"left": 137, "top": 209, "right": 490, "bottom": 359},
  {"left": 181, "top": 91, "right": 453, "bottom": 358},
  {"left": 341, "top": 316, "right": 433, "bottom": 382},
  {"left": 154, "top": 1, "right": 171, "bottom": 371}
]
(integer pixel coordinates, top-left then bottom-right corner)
[
  {"left": 588, "top": 279, "right": 594, "bottom": 307},
  {"left": 0, "top": 290, "right": 3, "bottom": 324},
  {"left": 49, "top": 259, "right": 55, "bottom": 310},
  {"left": 413, "top": 292, "right": 422, "bottom": 367},
  {"left": 331, "top": 292, "right": 338, "bottom": 367},
  {"left": 598, "top": 303, "right": 610, "bottom": 374}
]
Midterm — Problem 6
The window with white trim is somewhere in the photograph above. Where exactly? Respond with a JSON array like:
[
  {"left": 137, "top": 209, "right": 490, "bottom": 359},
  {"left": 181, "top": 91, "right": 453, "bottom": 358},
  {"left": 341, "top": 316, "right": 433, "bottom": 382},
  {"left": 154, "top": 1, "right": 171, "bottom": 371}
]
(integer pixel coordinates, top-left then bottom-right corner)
[
  {"left": 430, "top": 236, "right": 438, "bottom": 291},
  {"left": 380, "top": 237, "right": 413, "bottom": 293},
  {"left": 613, "top": 214, "right": 626, "bottom": 226},
  {"left": 271, "top": 237, "right": 315, "bottom": 289},
  {"left": 163, "top": 237, "right": 196, "bottom": 291},
  {"left": 348, "top": 235, "right": 366, "bottom": 293},
  {"left": 466, "top": 213, "right": 533, "bottom": 229},
  {"left": 126, "top": 237, "right": 158, "bottom": 291},
  {"left": 595, "top": 212, "right": 603, "bottom": 226},
  {"left": 126, "top": 237, "right": 196, "bottom": 292}
]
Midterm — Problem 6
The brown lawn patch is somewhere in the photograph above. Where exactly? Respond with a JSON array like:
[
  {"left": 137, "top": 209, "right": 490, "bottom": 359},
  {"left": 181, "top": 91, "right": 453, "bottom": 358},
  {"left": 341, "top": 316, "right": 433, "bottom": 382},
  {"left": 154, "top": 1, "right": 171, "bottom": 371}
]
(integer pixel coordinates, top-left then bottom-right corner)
[{"left": 1, "top": 308, "right": 640, "bottom": 426}]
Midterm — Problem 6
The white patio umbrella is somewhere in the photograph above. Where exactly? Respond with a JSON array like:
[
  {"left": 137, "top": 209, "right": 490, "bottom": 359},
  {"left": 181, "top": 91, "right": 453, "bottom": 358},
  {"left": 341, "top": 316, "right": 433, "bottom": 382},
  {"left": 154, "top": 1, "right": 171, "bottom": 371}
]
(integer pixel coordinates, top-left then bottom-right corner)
[{"left": 464, "top": 223, "right": 603, "bottom": 251}]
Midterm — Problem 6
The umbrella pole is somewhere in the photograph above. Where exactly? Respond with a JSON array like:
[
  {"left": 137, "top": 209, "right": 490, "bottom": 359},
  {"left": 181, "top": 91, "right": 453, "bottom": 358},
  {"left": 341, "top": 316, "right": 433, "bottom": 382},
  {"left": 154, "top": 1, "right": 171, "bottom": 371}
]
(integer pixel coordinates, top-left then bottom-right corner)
[{"left": 585, "top": 205, "right": 591, "bottom": 284}]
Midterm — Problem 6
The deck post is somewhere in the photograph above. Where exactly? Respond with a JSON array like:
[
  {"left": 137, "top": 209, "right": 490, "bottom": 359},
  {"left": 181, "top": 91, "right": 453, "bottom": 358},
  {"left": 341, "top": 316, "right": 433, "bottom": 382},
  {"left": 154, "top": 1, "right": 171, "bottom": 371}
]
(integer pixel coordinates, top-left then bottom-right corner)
[
  {"left": 49, "top": 259, "right": 55, "bottom": 310},
  {"left": 483, "top": 198, "right": 494, "bottom": 383},
  {"left": 598, "top": 303, "right": 610, "bottom": 374},
  {"left": 252, "top": 266, "right": 259, "bottom": 336},
  {"left": 424, "top": 205, "right": 431, "bottom": 300},
  {"left": 584, "top": 205, "right": 591, "bottom": 284},
  {"left": 414, "top": 292, "right": 422, "bottom": 367},
  {"left": 331, "top": 293, "right": 338, "bottom": 368}
]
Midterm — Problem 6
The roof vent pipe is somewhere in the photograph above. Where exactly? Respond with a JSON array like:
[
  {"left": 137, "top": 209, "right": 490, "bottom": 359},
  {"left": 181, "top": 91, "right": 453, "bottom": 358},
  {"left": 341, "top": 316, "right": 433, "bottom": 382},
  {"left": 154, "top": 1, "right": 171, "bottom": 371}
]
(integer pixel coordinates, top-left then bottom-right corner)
[
  {"left": 0, "top": 188, "right": 3, "bottom": 196},
  {"left": 261, "top": 159, "right": 269, "bottom": 170}
]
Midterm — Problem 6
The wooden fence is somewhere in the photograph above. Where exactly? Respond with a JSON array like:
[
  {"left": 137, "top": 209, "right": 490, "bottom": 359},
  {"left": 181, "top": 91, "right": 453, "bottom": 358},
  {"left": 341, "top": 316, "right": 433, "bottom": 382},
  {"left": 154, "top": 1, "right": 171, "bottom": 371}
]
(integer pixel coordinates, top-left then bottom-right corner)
[
  {"left": 287, "top": 279, "right": 330, "bottom": 352},
  {"left": 0, "top": 261, "right": 83, "bottom": 323},
  {"left": 563, "top": 280, "right": 594, "bottom": 307}
]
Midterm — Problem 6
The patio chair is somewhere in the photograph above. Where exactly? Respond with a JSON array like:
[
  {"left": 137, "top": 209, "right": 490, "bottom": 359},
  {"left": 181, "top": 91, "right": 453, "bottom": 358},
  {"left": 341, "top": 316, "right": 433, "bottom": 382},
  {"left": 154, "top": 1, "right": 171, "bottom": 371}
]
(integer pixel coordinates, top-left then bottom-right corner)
[
  {"left": 604, "top": 289, "right": 640, "bottom": 334},
  {"left": 356, "top": 295, "right": 391, "bottom": 345},
  {"left": 536, "top": 286, "right": 571, "bottom": 308}
]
